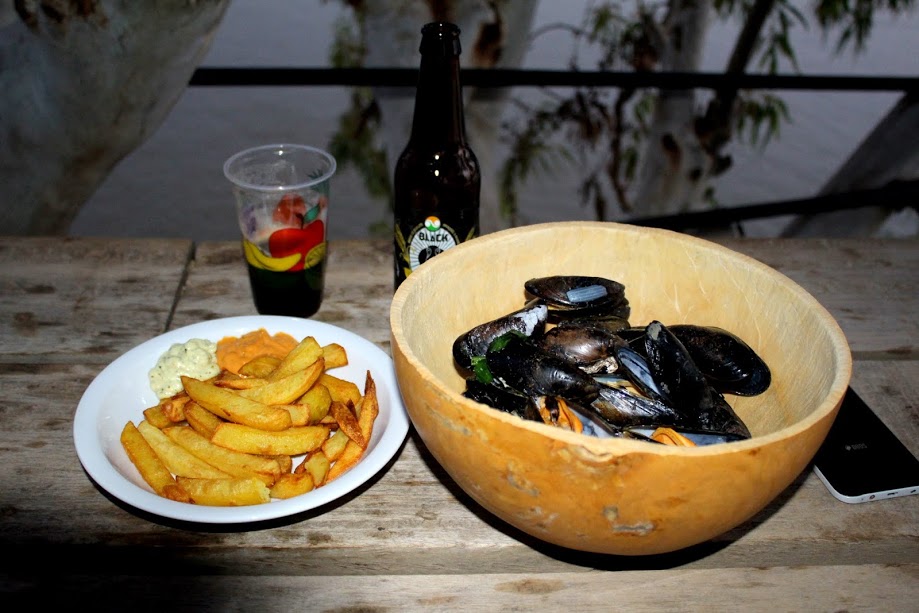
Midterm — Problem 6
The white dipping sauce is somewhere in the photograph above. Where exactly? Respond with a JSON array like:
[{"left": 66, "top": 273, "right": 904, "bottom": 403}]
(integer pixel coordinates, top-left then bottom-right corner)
[{"left": 148, "top": 338, "right": 220, "bottom": 398}]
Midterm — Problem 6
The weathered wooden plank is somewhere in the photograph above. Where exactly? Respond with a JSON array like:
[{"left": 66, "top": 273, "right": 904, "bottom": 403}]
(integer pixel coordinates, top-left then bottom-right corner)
[
  {"left": 719, "top": 237, "right": 919, "bottom": 358},
  {"left": 4, "top": 360, "right": 915, "bottom": 577},
  {"left": 175, "top": 237, "right": 919, "bottom": 360},
  {"left": 4, "top": 565, "right": 918, "bottom": 612},
  {"left": 0, "top": 237, "right": 191, "bottom": 363}
]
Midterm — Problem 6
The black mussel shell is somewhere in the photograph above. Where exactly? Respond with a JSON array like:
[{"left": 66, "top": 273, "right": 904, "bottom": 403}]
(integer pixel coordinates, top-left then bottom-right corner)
[
  {"left": 533, "top": 324, "right": 627, "bottom": 374},
  {"left": 643, "top": 320, "right": 712, "bottom": 414},
  {"left": 462, "top": 377, "right": 542, "bottom": 422},
  {"left": 524, "top": 276, "right": 628, "bottom": 312},
  {"left": 696, "top": 389, "right": 752, "bottom": 439},
  {"left": 589, "top": 385, "right": 687, "bottom": 430},
  {"left": 485, "top": 333, "right": 600, "bottom": 403},
  {"left": 642, "top": 321, "right": 752, "bottom": 438},
  {"left": 614, "top": 326, "right": 647, "bottom": 351},
  {"left": 560, "top": 314, "right": 631, "bottom": 334},
  {"left": 613, "top": 345, "right": 668, "bottom": 403},
  {"left": 669, "top": 324, "right": 771, "bottom": 396},
  {"left": 452, "top": 301, "right": 548, "bottom": 371}
]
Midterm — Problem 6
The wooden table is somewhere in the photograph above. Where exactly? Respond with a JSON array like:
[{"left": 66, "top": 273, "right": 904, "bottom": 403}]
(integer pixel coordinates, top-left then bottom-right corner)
[{"left": 1, "top": 235, "right": 917, "bottom": 610}]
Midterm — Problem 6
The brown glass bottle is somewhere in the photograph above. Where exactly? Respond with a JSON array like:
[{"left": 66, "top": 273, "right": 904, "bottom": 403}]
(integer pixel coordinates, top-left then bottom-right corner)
[{"left": 393, "top": 21, "right": 481, "bottom": 289}]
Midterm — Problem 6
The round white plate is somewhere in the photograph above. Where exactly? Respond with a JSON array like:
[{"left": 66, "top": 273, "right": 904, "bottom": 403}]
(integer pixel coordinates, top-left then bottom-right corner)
[{"left": 73, "top": 315, "right": 410, "bottom": 524}]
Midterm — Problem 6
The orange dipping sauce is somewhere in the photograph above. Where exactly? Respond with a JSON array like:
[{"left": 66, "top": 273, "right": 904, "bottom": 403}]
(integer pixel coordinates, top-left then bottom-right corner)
[{"left": 216, "top": 329, "right": 298, "bottom": 374}]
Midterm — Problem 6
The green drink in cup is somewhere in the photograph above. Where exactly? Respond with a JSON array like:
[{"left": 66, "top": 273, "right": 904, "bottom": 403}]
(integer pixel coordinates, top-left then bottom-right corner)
[{"left": 224, "top": 144, "right": 336, "bottom": 318}]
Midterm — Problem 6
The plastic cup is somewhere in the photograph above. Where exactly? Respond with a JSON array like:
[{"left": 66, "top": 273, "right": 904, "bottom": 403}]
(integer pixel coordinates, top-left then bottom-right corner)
[{"left": 223, "top": 144, "right": 336, "bottom": 318}]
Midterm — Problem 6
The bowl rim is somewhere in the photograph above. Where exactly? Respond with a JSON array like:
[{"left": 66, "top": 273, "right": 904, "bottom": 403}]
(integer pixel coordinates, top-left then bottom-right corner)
[{"left": 390, "top": 221, "right": 852, "bottom": 456}]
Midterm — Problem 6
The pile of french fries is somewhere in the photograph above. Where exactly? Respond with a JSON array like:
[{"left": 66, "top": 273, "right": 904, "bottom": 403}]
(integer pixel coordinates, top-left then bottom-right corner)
[{"left": 120, "top": 334, "right": 379, "bottom": 506}]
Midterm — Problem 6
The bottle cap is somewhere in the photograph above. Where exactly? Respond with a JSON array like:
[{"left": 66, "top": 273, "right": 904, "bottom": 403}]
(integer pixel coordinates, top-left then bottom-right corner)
[{"left": 420, "top": 21, "right": 462, "bottom": 56}]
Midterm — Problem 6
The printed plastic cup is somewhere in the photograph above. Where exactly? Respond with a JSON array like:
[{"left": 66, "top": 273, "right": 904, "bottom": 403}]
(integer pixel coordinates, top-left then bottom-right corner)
[{"left": 224, "top": 144, "right": 336, "bottom": 318}]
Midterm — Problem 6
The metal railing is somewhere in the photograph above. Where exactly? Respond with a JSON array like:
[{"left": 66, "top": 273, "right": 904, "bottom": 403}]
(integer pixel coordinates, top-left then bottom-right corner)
[{"left": 189, "top": 67, "right": 919, "bottom": 230}]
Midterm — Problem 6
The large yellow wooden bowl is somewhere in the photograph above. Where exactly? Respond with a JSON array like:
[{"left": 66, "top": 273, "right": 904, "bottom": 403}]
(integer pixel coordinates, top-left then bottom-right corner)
[{"left": 390, "top": 221, "right": 851, "bottom": 555}]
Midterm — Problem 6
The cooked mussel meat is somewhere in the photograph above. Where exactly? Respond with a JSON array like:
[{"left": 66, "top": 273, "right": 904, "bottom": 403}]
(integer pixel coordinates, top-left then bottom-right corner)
[
  {"left": 463, "top": 376, "right": 595, "bottom": 434},
  {"left": 623, "top": 426, "right": 747, "bottom": 446}
]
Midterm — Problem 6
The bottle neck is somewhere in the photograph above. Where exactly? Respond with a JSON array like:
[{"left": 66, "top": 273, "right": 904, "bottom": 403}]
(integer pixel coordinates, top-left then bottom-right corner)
[{"left": 408, "top": 54, "right": 467, "bottom": 146}]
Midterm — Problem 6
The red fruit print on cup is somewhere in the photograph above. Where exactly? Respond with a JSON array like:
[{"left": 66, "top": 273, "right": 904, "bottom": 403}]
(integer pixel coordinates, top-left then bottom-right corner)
[{"left": 268, "top": 221, "right": 325, "bottom": 272}]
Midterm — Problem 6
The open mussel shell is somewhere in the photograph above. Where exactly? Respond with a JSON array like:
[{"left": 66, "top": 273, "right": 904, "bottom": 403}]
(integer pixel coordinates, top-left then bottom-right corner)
[
  {"left": 623, "top": 426, "right": 747, "bottom": 447},
  {"left": 612, "top": 345, "right": 667, "bottom": 403},
  {"left": 589, "top": 384, "right": 687, "bottom": 430},
  {"left": 452, "top": 300, "right": 548, "bottom": 371}
]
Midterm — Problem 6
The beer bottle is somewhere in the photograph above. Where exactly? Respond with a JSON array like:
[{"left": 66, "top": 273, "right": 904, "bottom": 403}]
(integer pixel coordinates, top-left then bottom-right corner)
[{"left": 393, "top": 21, "right": 481, "bottom": 288}]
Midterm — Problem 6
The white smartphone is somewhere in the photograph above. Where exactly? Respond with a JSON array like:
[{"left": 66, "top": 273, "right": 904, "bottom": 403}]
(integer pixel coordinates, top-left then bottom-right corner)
[{"left": 813, "top": 387, "right": 919, "bottom": 504}]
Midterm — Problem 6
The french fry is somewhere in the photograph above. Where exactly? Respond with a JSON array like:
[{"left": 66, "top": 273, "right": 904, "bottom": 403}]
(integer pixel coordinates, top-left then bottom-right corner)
[
  {"left": 137, "top": 420, "right": 232, "bottom": 479},
  {"left": 160, "top": 393, "right": 191, "bottom": 422},
  {"left": 270, "top": 454, "right": 293, "bottom": 474},
  {"left": 124, "top": 330, "right": 382, "bottom": 506},
  {"left": 238, "top": 358, "right": 324, "bottom": 405},
  {"left": 184, "top": 401, "right": 223, "bottom": 439},
  {"left": 296, "top": 451, "right": 331, "bottom": 487},
  {"left": 163, "top": 425, "right": 282, "bottom": 486},
  {"left": 327, "top": 372, "right": 380, "bottom": 481},
  {"left": 321, "top": 343, "right": 348, "bottom": 369},
  {"left": 270, "top": 472, "right": 315, "bottom": 499},
  {"left": 211, "top": 422, "right": 331, "bottom": 456},
  {"left": 268, "top": 336, "right": 323, "bottom": 381},
  {"left": 318, "top": 373, "right": 362, "bottom": 407},
  {"left": 182, "top": 376, "right": 292, "bottom": 431},
  {"left": 329, "top": 400, "right": 365, "bottom": 448},
  {"left": 176, "top": 476, "right": 270, "bottom": 506},
  {"left": 214, "top": 376, "right": 268, "bottom": 390},
  {"left": 120, "top": 421, "right": 192, "bottom": 503},
  {"left": 299, "top": 384, "right": 332, "bottom": 424},
  {"left": 238, "top": 354, "right": 281, "bottom": 378},
  {"left": 143, "top": 404, "right": 172, "bottom": 429},
  {"left": 321, "top": 429, "right": 350, "bottom": 462},
  {"left": 270, "top": 404, "right": 310, "bottom": 427}
]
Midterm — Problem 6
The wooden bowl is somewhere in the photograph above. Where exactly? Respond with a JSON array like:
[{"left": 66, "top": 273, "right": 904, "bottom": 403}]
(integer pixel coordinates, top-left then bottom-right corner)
[{"left": 390, "top": 221, "right": 851, "bottom": 555}]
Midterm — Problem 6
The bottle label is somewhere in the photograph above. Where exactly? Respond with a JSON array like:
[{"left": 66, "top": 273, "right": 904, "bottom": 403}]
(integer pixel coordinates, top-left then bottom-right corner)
[{"left": 398, "top": 215, "right": 459, "bottom": 276}]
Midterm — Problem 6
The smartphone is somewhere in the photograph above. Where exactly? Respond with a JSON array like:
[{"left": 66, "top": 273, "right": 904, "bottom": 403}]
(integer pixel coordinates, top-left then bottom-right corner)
[{"left": 813, "top": 387, "right": 919, "bottom": 503}]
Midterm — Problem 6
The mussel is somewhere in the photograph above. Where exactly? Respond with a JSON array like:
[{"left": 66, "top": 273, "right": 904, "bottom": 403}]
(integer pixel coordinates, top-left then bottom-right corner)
[
  {"left": 623, "top": 426, "right": 747, "bottom": 446},
  {"left": 642, "top": 320, "right": 712, "bottom": 414},
  {"left": 452, "top": 275, "right": 768, "bottom": 446},
  {"left": 452, "top": 300, "right": 548, "bottom": 371},
  {"left": 483, "top": 333, "right": 600, "bottom": 404},
  {"left": 462, "top": 377, "right": 541, "bottom": 422},
  {"left": 532, "top": 323, "right": 628, "bottom": 374},
  {"left": 669, "top": 324, "right": 771, "bottom": 396},
  {"left": 524, "top": 275, "right": 630, "bottom": 321},
  {"left": 643, "top": 321, "right": 751, "bottom": 439},
  {"left": 589, "top": 384, "right": 687, "bottom": 430}
]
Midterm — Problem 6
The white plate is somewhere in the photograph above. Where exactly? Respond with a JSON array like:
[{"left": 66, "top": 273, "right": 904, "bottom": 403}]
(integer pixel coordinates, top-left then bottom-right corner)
[{"left": 73, "top": 315, "right": 410, "bottom": 524}]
